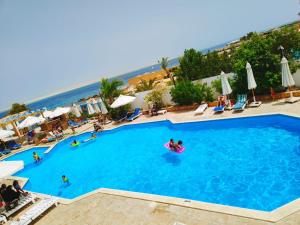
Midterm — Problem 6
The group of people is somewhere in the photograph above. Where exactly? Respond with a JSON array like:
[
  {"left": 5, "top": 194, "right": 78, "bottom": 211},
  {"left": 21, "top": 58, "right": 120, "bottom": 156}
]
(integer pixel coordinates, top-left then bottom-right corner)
[
  {"left": 93, "top": 121, "right": 103, "bottom": 132},
  {"left": 168, "top": 139, "right": 183, "bottom": 152},
  {"left": 0, "top": 180, "right": 27, "bottom": 210}
]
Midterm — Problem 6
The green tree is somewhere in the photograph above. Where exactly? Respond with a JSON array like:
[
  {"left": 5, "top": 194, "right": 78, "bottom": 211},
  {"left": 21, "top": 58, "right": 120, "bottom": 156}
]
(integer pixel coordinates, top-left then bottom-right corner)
[
  {"left": 135, "top": 78, "right": 158, "bottom": 92},
  {"left": 231, "top": 33, "right": 281, "bottom": 95},
  {"left": 9, "top": 103, "right": 28, "bottom": 115},
  {"left": 175, "top": 49, "right": 204, "bottom": 81},
  {"left": 159, "top": 57, "right": 176, "bottom": 85},
  {"left": 99, "top": 78, "right": 123, "bottom": 104}
]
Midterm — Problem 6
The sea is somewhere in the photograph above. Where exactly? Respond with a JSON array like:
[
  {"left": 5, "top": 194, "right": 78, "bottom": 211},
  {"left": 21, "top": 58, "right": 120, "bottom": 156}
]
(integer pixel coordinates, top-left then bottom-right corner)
[{"left": 0, "top": 41, "right": 228, "bottom": 119}]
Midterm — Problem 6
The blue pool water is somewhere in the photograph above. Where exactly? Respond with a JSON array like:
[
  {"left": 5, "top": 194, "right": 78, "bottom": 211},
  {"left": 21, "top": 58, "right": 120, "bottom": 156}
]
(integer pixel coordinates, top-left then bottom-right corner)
[{"left": 4, "top": 114, "right": 300, "bottom": 211}]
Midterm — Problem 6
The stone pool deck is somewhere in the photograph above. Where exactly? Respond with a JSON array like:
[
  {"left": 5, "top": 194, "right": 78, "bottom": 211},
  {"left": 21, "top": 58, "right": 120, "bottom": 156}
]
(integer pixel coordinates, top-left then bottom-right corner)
[{"left": 6, "top": 100, "right": 300, "bottom": 225}]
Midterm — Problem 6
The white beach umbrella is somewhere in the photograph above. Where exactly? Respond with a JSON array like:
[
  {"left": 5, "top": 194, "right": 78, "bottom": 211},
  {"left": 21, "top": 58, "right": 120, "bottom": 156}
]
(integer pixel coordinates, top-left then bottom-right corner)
[
  {"left": 87, "top": 103, "right": 95, "bottom": 115},
  {"left": 72, "top": 104, "right": 81, "bottom": 118},
  {"left": 50, "top": 107, "right": 71, "bottom": 118},
  {"left": 281, "top": 57, "right": 295, "bottom": 88},
  {"left": 246, "top": 62, "right": 258, "bottom": 102},
  {"left": 42, "top": 110, "right": 53, "bottom": 118},
  {"left": 0, "top": 129, "right": 14, "bottom": 139},
  {"left": 110, "top": 95, "right": 136, "bottom": 108},
  {"left": 18, "top": 116, "right": 45, "bottom": 129},
  {"left": 91, "top": 99, "right": 101, "bottom": 113},
  {"left": 220, "top": 71, "right": 232, "bottom": 96}
]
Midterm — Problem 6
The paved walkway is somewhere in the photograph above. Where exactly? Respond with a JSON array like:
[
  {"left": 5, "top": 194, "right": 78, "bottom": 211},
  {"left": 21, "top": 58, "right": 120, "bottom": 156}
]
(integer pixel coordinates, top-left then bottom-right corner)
[{"left": 9, "top": 101, "right": 300, "bottom": 224}]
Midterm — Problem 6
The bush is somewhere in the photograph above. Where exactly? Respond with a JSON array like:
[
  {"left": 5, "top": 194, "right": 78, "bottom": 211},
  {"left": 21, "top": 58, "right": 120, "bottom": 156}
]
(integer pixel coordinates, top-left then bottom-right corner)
[
  {"left": 171, "top": 80, "right": 213, "bottom": 105},
  {"left": 144, "top": 89, "right": 165, "bottom": 110}
]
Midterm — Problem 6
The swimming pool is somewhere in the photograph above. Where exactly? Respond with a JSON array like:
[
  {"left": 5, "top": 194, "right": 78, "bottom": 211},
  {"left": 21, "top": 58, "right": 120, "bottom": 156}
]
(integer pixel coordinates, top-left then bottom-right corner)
[{"left": 4, "top": 114, "right": 300, "bottom": 211}]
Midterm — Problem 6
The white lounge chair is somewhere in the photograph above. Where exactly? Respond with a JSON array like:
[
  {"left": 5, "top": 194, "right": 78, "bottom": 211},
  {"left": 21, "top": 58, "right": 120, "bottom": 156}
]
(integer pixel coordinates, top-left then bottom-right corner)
[
  {"left": 10, "top": 197, "right": 58, "bottom": 225},
  {"left": 194, "top": 103, "right": 208, "bottom": 115},
  {"left": 157, "top": 109, "right": 167, "bottom": 115},
  {"left": 248, "top": 101, "right": 262, "bottom": 107},
  {"left": 1, "top": 194, "right": 36, "bottom": 219},
  {"left": 286, "top": 96, "right": 300, "bottom": 103}
]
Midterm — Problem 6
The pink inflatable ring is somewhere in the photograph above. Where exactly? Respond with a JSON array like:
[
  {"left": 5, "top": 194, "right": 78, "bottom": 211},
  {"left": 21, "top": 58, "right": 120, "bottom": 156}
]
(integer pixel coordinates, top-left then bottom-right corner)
[{"left": 164, "top": 142, "right": 185, "bottom": 153}]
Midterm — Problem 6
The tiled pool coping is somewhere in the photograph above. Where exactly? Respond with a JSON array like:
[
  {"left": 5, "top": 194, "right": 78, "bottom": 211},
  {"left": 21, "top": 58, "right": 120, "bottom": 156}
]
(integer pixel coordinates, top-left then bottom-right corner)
[{"left": 7, "top": 112, "right": 300, "bottom": 223}]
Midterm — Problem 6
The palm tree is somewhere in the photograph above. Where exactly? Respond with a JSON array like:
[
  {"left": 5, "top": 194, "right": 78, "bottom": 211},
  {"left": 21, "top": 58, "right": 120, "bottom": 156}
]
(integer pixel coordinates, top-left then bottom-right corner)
[
  {"left": 159, "top": 57, "right": 175, "bottom": 86},
  {"left": 135, "top": 78, "right": 158, "bottom": 92},
  {"left": 99, "top": 78, "right": 124, "bottom": 104}
]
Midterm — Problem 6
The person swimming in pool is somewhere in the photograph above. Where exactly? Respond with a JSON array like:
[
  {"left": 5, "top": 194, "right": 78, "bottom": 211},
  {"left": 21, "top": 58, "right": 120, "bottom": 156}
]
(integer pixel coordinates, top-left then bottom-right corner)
[
  {"left": 71, "top": 140, "right": 80, "bottom": 146},
  {"left": 62, "top": 175, "right": 70, "bottom": 185},
  {"left": 33, "top": 152, "right": 41, "bottom": 163},
  {"left": 174, "top": 140, "right": 183, "bottom": 152},
  {"left": 169, "top": 139, "right": 175, "bottom": 150},
  {"left": 83, "top": 133, "right": 97, "bottom": 143}
]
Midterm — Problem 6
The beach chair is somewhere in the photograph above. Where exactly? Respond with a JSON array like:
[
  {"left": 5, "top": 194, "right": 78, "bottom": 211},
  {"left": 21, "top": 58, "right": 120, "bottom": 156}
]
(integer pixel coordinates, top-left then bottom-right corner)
[
  {"left": 1, "top": 194, "right": 36, "bottom": 220},
  {"left": 112, "top": 111, "right": 128, "bottom": 123},
  {"left": 10, "top": 197, "right": 58, "bottom": 225},
  {"left": 233, "top": 94, "right": 248, "bottom": 111},
  {"left": 285, "top": 95, "right": 300, "bottom": 103},
  {"left": 213, "top": 105, "right": 225, "bottom": 113},
  {"left": 194, "top": 103, "right": 208, "bottom": 115},
  {"left": 6, "top": 141, "right": 22, "bottom": 150},
  {"left": 68, "top": 120, "right": 81, "bottom": 128},
  {"left": 127, "top": 108, "right": 142, "bottom": 121},
  {"left": 0, "top": 147, "right": 11, "bottom": 155}
]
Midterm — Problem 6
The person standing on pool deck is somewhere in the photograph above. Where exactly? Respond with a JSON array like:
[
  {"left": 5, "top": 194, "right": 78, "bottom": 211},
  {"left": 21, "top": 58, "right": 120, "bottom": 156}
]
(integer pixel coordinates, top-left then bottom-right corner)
[{"left": 33, "top": 152, "right": 41, "bottom": 163}]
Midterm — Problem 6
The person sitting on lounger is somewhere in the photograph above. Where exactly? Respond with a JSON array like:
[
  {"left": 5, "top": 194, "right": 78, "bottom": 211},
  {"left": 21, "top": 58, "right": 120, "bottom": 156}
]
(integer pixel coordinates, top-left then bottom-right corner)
[
  {"left": 13, "top": 180, "right": 28, "bottom": 196},
  {"left": 33, "top": 152, "right": 41, "bottom": 163},
  {"left": 218, "top": 96, "right": 226, "bottom": 107},
  {"left": 93, "top": 122, "right": 103, "bottom": 132},
  {"left": 0, "top": 184, "right": 18, "bottom": 210}
]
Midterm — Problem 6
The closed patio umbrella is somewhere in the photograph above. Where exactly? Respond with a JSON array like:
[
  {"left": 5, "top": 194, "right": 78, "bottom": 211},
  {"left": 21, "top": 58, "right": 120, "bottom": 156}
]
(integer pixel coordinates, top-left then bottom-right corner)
[
  {"left": 220, "top": 71, "right": 232, "bottom": 96},
  {"left": 281, "top": 57, "right": 295, "bottom": 90},
  {"left": 110, "top": 95, "right": 136, "bottom": 108},
  {"left": 98, "top": 98, "right": 108, "bottom": 114},
  {"left": 87, "top": 103, "right": 95, "bottom": 115},
  {"left": 72, "top": 104, "right": 81, "bottom": 118},
  {"left": 91, "top": 99, "right": 101, "bottom": 113},
  {"left": 246, "top": 62, "right": 257, "bottom": 102}
]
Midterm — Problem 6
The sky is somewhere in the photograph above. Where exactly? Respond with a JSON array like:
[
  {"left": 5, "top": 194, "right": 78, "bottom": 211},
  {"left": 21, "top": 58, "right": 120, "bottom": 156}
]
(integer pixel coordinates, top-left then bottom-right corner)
[{"left": 0, "top": 0, "right": 299, "bottom": 110}]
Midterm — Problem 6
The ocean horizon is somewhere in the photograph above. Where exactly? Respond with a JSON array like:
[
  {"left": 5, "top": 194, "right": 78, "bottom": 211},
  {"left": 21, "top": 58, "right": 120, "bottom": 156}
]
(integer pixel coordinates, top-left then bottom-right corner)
[{"left": 0, "top": 40, "right": 230, "bottom": 119}]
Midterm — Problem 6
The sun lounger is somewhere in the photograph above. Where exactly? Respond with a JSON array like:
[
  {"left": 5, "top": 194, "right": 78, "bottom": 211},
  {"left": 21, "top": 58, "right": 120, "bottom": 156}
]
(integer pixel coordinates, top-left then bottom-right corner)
[
  {"left": 248, "top": 101, "right": 262, "bottom": 107},
  {"left": 233, "top": 94, "right": 248, "bottom": 111},
  {"left": 10, "top": 197, "right": 58, "bottom": 225},
  {"left": 0, "top": 147, "right": 11, "bottom": 155},
  {"left": 286, "top": 96, "right": 300, "bottom": 103},
  {"left": 157, "top": 109, "right": 167, "bottom": 115},
  {"left": 1, "top": 194, "right": 35, "bottom": 219},
  {"left": 68, "top": 120, "right": 81, "bottom": 128},
  {"left": 194, "top": 103, "right": 208, "bottom": 115},
  {"left": 127, "top": 108, "right": 142, "bottom": 121},
  {"left": 213, "top": 105, "right": 225, "bottom": 113},
  {"left": 112, "top": 111, "right": 128, "bottom": 123},
  {"left": 6, "top": 141, "right": 21, "bottom": 150}
]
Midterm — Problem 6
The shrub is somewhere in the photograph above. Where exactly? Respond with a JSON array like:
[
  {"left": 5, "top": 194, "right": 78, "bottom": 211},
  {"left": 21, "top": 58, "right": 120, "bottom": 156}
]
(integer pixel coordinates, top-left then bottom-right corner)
[
  {"left": 171, "top": 80, "right": 213, "bottom": 105},
  {"left": 144, "top": 88, "right": 165, "bottom": 110}
]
